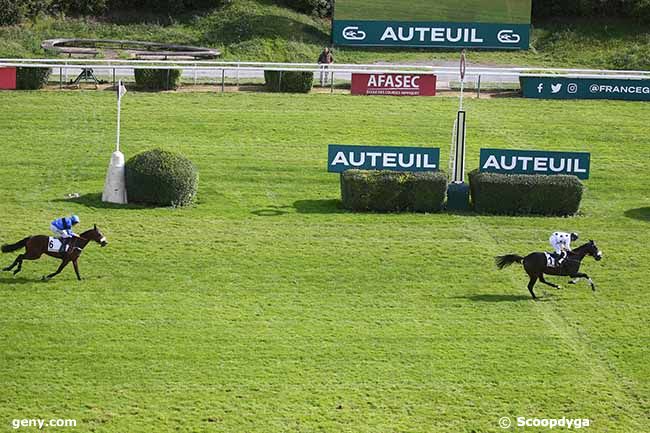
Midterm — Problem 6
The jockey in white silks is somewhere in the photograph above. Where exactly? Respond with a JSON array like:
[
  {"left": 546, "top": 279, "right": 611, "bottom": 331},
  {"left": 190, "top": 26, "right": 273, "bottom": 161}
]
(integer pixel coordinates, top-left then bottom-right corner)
[{"left": 549, "top": 231, "right": 579, "bottom": 265}]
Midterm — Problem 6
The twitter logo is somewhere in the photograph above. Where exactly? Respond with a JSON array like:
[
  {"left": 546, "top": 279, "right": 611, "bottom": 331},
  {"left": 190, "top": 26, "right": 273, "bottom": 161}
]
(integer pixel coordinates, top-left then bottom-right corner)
[{"left": 551, "top": 83, "right": 562, "bottom": 93}]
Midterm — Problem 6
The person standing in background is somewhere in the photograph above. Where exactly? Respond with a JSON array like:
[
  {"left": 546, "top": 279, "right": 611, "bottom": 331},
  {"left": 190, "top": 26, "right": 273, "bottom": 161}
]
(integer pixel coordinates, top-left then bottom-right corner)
[{"left": 318, "top": 47, "right": 334, "bottom": 86}]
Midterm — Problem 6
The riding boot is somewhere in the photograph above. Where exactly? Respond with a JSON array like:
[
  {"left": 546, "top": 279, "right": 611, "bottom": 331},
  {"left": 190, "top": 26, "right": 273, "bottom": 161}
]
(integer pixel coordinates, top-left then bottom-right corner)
[{"left": 59, "top": 238, "right": 68, "bottom": 253}]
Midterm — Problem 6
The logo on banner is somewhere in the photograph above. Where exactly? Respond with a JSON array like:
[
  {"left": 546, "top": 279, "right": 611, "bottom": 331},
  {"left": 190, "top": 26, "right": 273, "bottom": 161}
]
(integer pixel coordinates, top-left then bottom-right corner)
[
  {"left": 551, "top": 83, "right": 562, "bottom": 93},
  {"left": 497, "top": 29, "right": 521, "bottom": 43},
  {"left": 343, "top": 26, "right": 366, "bottom": 40}
]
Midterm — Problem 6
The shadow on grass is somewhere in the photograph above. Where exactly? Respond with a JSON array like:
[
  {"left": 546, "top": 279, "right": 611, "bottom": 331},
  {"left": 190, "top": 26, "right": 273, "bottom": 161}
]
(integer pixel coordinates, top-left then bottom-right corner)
[
  {"left": 293, "top": 199, "right": 344, "bottom": 214},
  {"left": 0, "top": 275, "right": 41, "bottom": 285},
  {"left": 624, "top": 207, "right": 650, "bottom": 221},
  {"left": 486, "top": 91, "right": 522, "bottom": 98},
  {"left": 251, "top": 205, "right": 292, "bottom": 217},
  {"left": 52, "top": 193, "right": 151, "bottom": 210},
  {"left": 458, "top": 294, "right": 534, "bottom": 302}
]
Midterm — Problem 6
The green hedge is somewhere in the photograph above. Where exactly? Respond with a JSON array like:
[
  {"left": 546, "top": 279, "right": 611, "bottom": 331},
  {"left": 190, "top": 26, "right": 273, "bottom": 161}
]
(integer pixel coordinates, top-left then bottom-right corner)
[
  {"left": 2, "top": 0, "right": 231, "bottom": 24},
  {"left": 134, "top": 69, "right": 181, "bottom": 91},
  {"left": 275, "top": 0, "right": 331, "bottom": 17},
  {"left": 264, "top": 70, "right": 314, "bottom": 93},
  {"left": 469, "top": 169, "right": 583, "bottom": 216},
  {"left": 16, "top": 67, "right": 51, "bottom": 90},
  {"left": 125, "top": 149, "right": 198, "bottom": 207},
  {"left": 341, "top": 170, "right": 447, "bottom": 213}
]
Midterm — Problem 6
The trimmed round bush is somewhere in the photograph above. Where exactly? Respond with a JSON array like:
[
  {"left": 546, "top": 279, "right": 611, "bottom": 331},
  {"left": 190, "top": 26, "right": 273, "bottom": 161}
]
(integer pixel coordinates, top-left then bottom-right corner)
[
  {"left": 264, "top": 70, "right": 314, "bottom": 93},
  {"left": 469, "top": 169, "right": 584, "bottom": 216},
  {"left": 134, "top": 69, "right": 181, "bottom": 90},
  {"left": 16, "top": 67, "right": 51, "bottom": 90},
  {"left": 341, "top": 170, "right": 447, "bottom": 213},
  {"left": 125, "top": 149, "right": 198, "bottom": 207}
]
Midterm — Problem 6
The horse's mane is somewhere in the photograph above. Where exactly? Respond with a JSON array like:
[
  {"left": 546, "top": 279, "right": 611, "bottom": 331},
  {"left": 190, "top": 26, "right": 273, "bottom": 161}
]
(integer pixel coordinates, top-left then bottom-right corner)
[{"left": 79, "top": 227, "right": 96, "bottom": 237}]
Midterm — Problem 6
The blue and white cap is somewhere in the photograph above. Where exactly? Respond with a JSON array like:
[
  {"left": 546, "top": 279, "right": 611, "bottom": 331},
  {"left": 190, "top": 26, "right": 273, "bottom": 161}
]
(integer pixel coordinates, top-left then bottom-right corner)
[{"left": 70, "top": 215, "right": 80, "bottom": 224}]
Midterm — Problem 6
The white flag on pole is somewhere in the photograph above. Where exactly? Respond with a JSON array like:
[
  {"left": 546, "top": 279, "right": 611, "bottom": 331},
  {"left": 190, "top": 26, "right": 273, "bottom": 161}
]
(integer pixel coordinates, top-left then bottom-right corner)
[{"left": 118, "top": 80, "right": 127, "bottom": 99}]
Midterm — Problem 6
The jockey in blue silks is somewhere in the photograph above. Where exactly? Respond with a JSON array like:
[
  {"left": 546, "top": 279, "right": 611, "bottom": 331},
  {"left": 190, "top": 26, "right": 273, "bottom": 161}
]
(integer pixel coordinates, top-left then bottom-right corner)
[{"left": 50, "top": 215, "right": 80, "bottom": 250}]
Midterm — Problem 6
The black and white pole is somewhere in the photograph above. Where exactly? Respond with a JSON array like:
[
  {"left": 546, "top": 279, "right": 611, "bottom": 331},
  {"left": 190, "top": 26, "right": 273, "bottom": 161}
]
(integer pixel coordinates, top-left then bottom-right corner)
[
  {"left": 102, "top": 80, "right": 128, "bottom": 204},
  {"left": 447, "top": 51, "right": 470, "bottom": 210}
]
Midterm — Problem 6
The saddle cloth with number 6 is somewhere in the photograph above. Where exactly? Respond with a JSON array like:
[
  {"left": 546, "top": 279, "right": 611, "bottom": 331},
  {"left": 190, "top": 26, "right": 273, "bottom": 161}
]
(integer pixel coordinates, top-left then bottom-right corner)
[{"left": 47, "top": 237, "right": 68, "bottom": 253}]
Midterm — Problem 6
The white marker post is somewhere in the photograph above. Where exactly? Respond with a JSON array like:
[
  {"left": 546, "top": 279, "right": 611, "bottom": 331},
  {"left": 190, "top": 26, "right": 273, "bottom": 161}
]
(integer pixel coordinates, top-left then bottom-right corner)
[
  {"left": 452, "top": 50, "right": 467, "bottom": 184},
  {"left": 102, "top": 80, "right": 128, "bottom": 204},
  {"left": 447, "top": 50, "right": 470, "bottom": 210}
]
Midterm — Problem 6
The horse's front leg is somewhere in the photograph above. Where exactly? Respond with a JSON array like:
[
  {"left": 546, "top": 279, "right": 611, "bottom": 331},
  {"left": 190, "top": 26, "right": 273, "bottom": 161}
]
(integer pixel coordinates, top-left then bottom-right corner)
[
  {"left": 72, "top": 259, "right": 81, "bottom": 281},
  {"left": 43, "top": 258, "right": 70, "bottom": 281},
  {"left": 569, "top": 272, "right": 596, "bottom": 291}
]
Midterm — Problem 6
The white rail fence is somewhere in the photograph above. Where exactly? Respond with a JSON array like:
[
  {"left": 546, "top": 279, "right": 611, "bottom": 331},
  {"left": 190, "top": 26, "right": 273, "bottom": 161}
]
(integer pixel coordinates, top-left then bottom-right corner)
[{"left": 2, "top": 58, "right": 649, "bottom": 94}]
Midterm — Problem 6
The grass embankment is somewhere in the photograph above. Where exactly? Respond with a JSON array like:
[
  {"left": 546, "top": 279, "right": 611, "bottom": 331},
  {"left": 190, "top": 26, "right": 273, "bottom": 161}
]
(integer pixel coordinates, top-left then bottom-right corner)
[
  {"left": 0, "top": 0, "right": 649, "bottom": 69},
  {"left": 0, "top": 91, "right": 648, "bottom": 432},
  {"left": 335, "top": 0, "right": 532, "bottom": 23}
]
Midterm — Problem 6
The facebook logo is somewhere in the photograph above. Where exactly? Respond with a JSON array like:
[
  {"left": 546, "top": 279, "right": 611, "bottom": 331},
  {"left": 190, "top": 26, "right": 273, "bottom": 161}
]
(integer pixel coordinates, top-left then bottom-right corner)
[{"left": 537, "top": 83, "right": 544, "bottom": 93}]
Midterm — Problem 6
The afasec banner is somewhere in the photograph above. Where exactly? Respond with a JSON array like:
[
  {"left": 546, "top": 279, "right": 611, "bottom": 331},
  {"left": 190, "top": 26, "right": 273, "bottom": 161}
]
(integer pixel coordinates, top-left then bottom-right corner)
[
  {"left": 333, "top": 21, "right": 529, "bottom": 49},
  {"left": 328, "top": 145, "right": 440, "bottom": 173},
  {"left": 520, "top": 76, "right": 650, "bottom": 101},
  {"left": 351, "top": 73, "right": 436, "bottom": 96},
  {"left": 479, "top": 149, "right": 590, "bottom": 179}
]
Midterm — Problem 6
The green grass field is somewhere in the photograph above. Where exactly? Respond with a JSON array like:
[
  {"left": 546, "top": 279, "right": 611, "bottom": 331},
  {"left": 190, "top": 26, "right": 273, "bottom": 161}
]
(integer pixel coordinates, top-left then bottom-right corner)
[
  {"left": 0, "top": 90, "right": 649, "bottom": 433},
  {"left": 335, "top": 0, "right": 531, "bottom": 24}
]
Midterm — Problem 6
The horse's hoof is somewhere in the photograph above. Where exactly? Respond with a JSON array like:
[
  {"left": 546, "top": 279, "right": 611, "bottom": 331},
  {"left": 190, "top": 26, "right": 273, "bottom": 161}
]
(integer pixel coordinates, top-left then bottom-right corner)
[
  {"left": 568, "top": 281, "right": 576, "bottom": 285},
  {"left": 41, "top": 276, "right": 49, "bottom": 281},
  {"left": 557, "top": 286, "right": 562, "bottom": 290}
]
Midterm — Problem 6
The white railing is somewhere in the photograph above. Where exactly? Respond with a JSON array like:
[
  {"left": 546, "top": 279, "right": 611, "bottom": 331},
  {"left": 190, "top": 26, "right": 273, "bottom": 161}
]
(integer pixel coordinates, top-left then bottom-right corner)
[{"left": 1, "top": 58, "right": 649, "bottom": 92}]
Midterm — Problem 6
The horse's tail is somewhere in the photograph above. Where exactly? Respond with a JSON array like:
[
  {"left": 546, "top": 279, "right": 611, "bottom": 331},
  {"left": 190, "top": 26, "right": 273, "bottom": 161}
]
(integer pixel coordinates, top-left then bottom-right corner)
[
  {"left": 495, "top": 254, "right": 524, "bottom": 269},
  {"left": 1, "top": 237, "right": 30, "bottom": 253}
]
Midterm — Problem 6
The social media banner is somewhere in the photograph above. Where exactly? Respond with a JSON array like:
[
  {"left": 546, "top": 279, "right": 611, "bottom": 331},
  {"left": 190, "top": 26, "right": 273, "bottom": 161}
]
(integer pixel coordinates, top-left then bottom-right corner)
[{"left": 520, "top": 76, "right": 650, "bottom": 101}]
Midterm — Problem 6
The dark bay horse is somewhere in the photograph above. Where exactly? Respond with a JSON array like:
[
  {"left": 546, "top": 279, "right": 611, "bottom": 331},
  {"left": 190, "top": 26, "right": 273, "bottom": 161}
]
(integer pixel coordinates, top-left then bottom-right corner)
[
  {"left": 2, "top": 225, "right": 107, "bottom": 281},
  {"left": 495, "top": 240, "right": 603, "bottom": 299}
]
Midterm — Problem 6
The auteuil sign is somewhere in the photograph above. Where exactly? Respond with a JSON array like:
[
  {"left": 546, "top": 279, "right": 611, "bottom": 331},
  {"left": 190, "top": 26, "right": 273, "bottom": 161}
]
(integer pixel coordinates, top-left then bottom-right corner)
[
  {"left": 479, "top": 148, "right": 590, "bottom": 179},
  {"left": 333, "top": 21, "right": 529, "bottom": 49},
  {"left": 328, "top": 145, "right": 440, "bottom": 173}
]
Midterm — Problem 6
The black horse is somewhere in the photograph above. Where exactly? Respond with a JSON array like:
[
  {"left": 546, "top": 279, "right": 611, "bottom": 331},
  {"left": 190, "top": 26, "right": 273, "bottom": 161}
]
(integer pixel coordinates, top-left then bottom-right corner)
[
  {"left": 495, "top": 241, "right": 603, "bottom": 299},
  {"left": 2, "top": 225, "right": 107, "bottom": 281}
]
